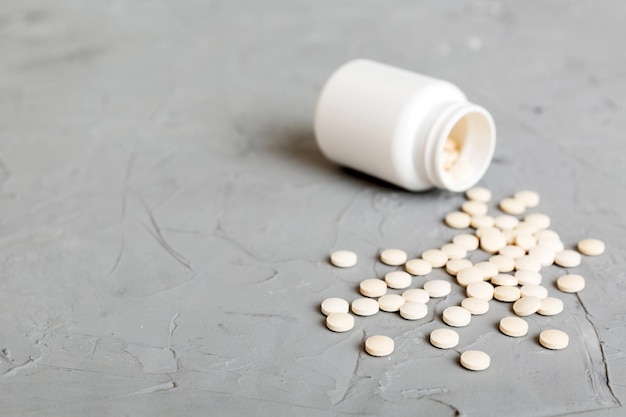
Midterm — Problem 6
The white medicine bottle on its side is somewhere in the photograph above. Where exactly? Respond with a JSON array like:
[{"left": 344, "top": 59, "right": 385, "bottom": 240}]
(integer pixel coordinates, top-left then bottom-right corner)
[{"left": 314, "top": 59, "right": 496, "bottom": 192}]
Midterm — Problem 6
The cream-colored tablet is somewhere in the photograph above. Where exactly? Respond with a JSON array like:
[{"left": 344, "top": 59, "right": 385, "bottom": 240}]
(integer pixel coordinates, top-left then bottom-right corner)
[
  {"left": 489, "top": 255, "right": 515, "bottom": 273},
  {"left": 513, "top": 296, "right": 541, "bottom": 316},
  {"left": 491, "top": 273, "right": 518, "bottom": 286},
  {"left": 577, "top": 238, "right": 605, "bottom": 256},
  {"left": 453, "top": 234, "right": 479, "bottom": 251},
  {"left": 359, "top": 279, "right": 387, "bottom": 298},
  {"left": 537, "top": 237, "right": 564, "bottom": 253},
  {"left": 514, "top": 190, "right": 540, "bottom": 208},
  {"left": 554, "top": 250, "right": 582, "bottom": 268},
  {"left": 515, "top": 221, "right": 540, "bottom": 236},
  {"left": 538, "top": 297, "right": 564, "bottom": 316},
  {"left": 466, "top": 281, "right": 495, "bottom": 300},
  {"left": 380, "top": 248, "right": 407, "bottom": 266},
  {"left": 524, "top": 213, "right": 550, "bottom": 230},
  {"left": 445, "top": 211, "right": 471, "bottom": 229},
  {"left": 423, "top": 280, "right": 452, "bottom": 298},
  {"left": 515, "top": 270, "right": 542, "bottom": 286},
  {"left": 422, "top": 249, "right": 449, "bottom": 268},
  {"left": 400, "top": 301, "right": 428, "bottom": 320},
  {"left": 539, "top": 329, "right": 569, "bottom": 350},
  {"left": 499, "top": 197, "right": 525, "bottom": 215},
  {"left": 330, "top": 250, "right": 357, "bottom": 267},
  {"left": 470, "top": 215, "right": 495, "bottom": 229},
  {"left": 351, "top": 298, "right": 380, "bottom": 316},
  {"left": 462, "top": 200, "right": 489, "bottom": 216},
  {"left": 460, "top": 350, "right": 490, "bottom": 371},
  {"left": 378, "top": 294, "right": 405, "bottom": 312},
  {"left": 321, "top": 298, "right": 349, "bottom": 316},
  {"left": 474, "top": 262, "right": 499, "bottom": 280},
  {"left": 441, "top": 243, "right": 467, "bottom": 260},
  {"left": 326, "top": 313, "right": 354, "bottom": 332},
  {"left": 405, "top": 258, "right": 433, "bottom": 276},
  {"left": 480, "top": 230, "right": 507, "bottom": 253},
  {"left": 499, "top": 245, "right": 526, "bottom": 259},
  {"left": 446, "top": 259, "right": 473, "bottom": 276},
  {"left": 456, "top": 266, "right": 485, "bottom": 287},
  {"left": 520, "top": 284, "right": 548, "bottom": 299},
  {"left": 515, "top": 233, "right": 537, "bottom": 251},
  {"left": 430, "top": 328, "right": 460, "bottom": 349},
  {"left": 499, "top": 316, "right": 529, "bottom": 337},
  {"left": 494, "top": 286, "right": 521, "bottom": 302},
  {"left": 365, "top": 335, "right": 394, "bottom": 356},
  {"left": 384, "top": 271, "right": 412, "bottom": 289},
  {"left": 495, "top": 215, "right": 519, "bottom": 230},
  {"left": 515, "top": 255, "right": 542, "bottom": 272},
  {"left": 475, "top": 226, "right": 499, "bottom": 239},
  {"left": 502, "top": 229, "right": 518, "bottom": 245},
  {"left": 535, "top": 229, "right": 560, "bottom": 241},
  {"left": 461, "top": 297, "right": 490, "bottom": 315},
  {"left": 557, "top": 274, "right": 585, "bottom": 293},
  {"left": 402, "top": 288, "right": 430, "bottom": 304},
  {"left": 443, "top": 306, "right": 472, "bottom": 327},
  {"left": 528, "top": 245, "right": 556, "bottom": 266},
  {"left": 465, "top": 186, "right": 492, "bottom": 203}
]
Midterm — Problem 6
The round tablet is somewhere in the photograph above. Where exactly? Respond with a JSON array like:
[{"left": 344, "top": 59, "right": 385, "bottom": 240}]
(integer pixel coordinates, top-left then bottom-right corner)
[
  {"left": 474, "top": 262, "right": 499, "bottom": 280},
  {"left": 489, "top": 255, "right": 515, "bottom": 273},
  {"left": 535, "top": 230, "right": 560, "bottom": 241},
  {"left": 520, "top": 284, "right": 548, "bottom": 299},
  {"left": 514, "top": 190, "right": 540, "bottom": 208},
  {"left": 430, "top": 328, "right": 460, "bottom": 349},
  {"left": 402, "top": 288, "right": 430, "bottom": 304},
  {"left": 330, "top": 250, "right": 357, "bottom": 268},
  {"left": 326, "top": 313, "right": 354, "bottom": 332},
  {"left": 539, "top": 329, "right": 569, "bottom": 350},
  {"left": 480, "top": 230, "right": 507, "bottom": 253},
  {"left": 528, "top": 245, "right": 556, "bottom": 266},
  {"left": 365, "top": 335, "right": 394, "bottom": 356},
  {"left": 359, "top": 279, "right": 387, "bottom": 298},
  {"left": 378, "top": 294, "right": 405, "bottom": 312},
  {"left": 384, "top": 271, "right": 412, "bottom": 289},
  {"left": 443, "top": 306, "right": 472, "bottom": 327},
  {"left": 405, "top": 258, "right": 432, "bottom": 276},
  {"left": 499, "top": 245, "right": 526, "bottom": 259},
  {"left": 460, "top": 350, "right": 490, "bottom": 371},
  {"left": 462, "top": 200, "right": 489, "bottom": 216},
  {"left": 456, "top": 266, "right": 485, "bottom": 287},
  {"left": 446, "top": 259, "right": 473, "bottom": 276},
  {"left": 499, "top": 197, "right": 525, "bottom": 215},
  {"left": 441, "top": 243, "right": 467, "bottom": 260},
  {"left": 351, "top": 298, "right": 380, "bottom": 316},
  {"left": 515, "top": 233, "right": 537, "bottom": 251},
  {"left": 466, "top": 281, "right": 495, "bottom": 300},
  {"left": 380, "top": 249, "right": 407, "bottom": 266},
  {"left": 475, "top": 226, "right": 499, "bottom": 239},
  {"left": 461, "top": 297, "right": 490, "bottom": 315},
  {"left": 470, "top": 215, "right": 495, "bottom": 229},
  {"left": 577, "top": 238, "right": 605, "bottom": 256},
  {"left": 495, "top": 215, "right": 520, "bottom": 230},
  {"left": 524, "top": 213, "right": 550, "bottom": 230},
  {"left": 515, "top": 270, "right": 542, "bottom": 286},
  {"left": 515, "top": 255, "right": 542, "bottom": 273},
  {"left": 556, "top": 274, "right": 585, "bottom": 293},
  {"left": 555, "top": 250, "right": 582, "bottom": 268},
  {"left": 423, "top": 280, "right": 452, "bottom": 298},
  {"left": 321, "top": 298, "right": 349, "bottom": 316},
  {"left": 537, "top": 238, "right": 564, "bottom": 253},
  {"left": 499, "top": 316, "right": 529, "bottom": 337},
  {"left": 453, "top": 234, "right": 480, "bottom": 251},
  {"left": 422, "top": 249, "right": 449, "bottom": 268},
  {"left": 516, "top": 222, "right": 540, "bottom": 235},
  {"left": 513, "top": 296, "right": 541, "bottom": 316},
  {"left": 494, "top": 286, "right": 521, "bottom": 302},
  {"left": 465, "top": 186, "right": 492, "bottom": 203},
  {"left": 491, "top": 273, "right": 518, "bottom": 287},
  {"left": 445, "top": 211, "right": 472, "bottom": 229},
  {"left": 400, "top": 301, "right": 428, "bottom": 320},
  {"left": 538, "top": 297, "right": 564, "bottom": 316}
]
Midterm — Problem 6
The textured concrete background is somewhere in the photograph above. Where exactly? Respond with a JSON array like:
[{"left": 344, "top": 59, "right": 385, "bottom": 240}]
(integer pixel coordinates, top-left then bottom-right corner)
[{"left": 0, "top": 1, "right": 625, "bottom": 416}]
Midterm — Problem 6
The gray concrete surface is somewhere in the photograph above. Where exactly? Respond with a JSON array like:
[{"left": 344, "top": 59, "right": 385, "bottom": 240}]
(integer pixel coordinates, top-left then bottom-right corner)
[{"left": 1, "top": 1, "right": 625, "bottom": 416}]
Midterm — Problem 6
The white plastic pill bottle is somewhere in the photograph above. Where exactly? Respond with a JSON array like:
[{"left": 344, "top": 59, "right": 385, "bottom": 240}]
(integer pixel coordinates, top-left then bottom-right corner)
[{"left": 314, "top": 59, "right": 496, "bottom": 192}]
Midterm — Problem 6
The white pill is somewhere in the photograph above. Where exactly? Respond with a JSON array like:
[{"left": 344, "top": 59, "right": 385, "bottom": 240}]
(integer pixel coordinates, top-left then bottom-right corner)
[
  {"left": 321, "top": 298, "right": 349, "bottom": 316},
  {"left": 515, "top": 270, "right": 542, "bottom": 286},
  {"left": 456, "top": 266, "right": 485, "bottom": 287},
  {"left": 400, "top": 301, "right": 428, "bottom": 320},
  {"left": 538, "top": 238, "right": 564, "bottom": 253},
  {"left": 461, "top": 297, "right": 490, "bottom": 315},
  {"left": 423, "top": 279, "right": 452, "bottom": 298},
  {"left": 577, "top": 238, "right": 605, "bottom": 256},
  {"left": 524, "top": 213, "right": 551, "bottom": 230},
  {"left": 326, "top": 313, "right": 354, "bottom": 332},
  {"left": 446, "top": 259, "right": 473, "bottom": 276},
  {"left": 405, "top": 258, "right": 433, "bottom": 276},
  {"left": 491, "top": 273, "right": 518, "bottom": 286},
  {"left": 460, "top": 350, "right": 490, "bottom": 371},
  {"left": 466, "top": 281, "right": 495, "bottom": 300},
  {"left": 359, "top": 279, "right": 387, "bottom": 298},
  {"left": 515, "top": 255, "right": 542, "bottom": 272},
  {"left": 499, "top": 316, "right": 529, "bottom": 337},
  {"left": 538, "top": 297, "right": 564, "bottom": 316},
  {"left": 384, "top": 271, "right": 412, "bottom": 289},
  {"left": 445, "top": 211, "right": 471, "bottom": 229},
  {"left": 365, "top": 335, "right": 394, "bottom": 356},
  {"left": 470, "top": 215, "right": 495, "bottom": 229},
  {"left": 402, "top": 288, "right": 430, "bottom": 304},
  {"left": 380, "top": 248, "right": 407, "bottom": 266},
  {"left": 422, "top": 249, "right": 449, "bottom": 268},
  {"left": 515, "top": 221, "right": 541, "bottom": 236},
  {"left": 441, "top": 243, "right": 467, "bottom": 260},
  {"left": 462, "top": 200, "right": 489, "bottom": 216},
  {"left": 474, "top": 261, "right": 499, "bottom": 280},
  {"left": 475, "top": 226, "right": 499, "bottom": 239},
  {"left": 480, "top": 230, "right": 507, "bottom": 253},
  {"left": 515, "top": 233, "right": 537, "bottom": 251},
  {"left": 499, "top": 245, "right": 526, "bottom": 259},
  {"left": 514, "top": 190, "right": 540, "bottom": 208},
  {"left": 520, "top": 284, "right": 548, "bottom": 299},
  {"left": 534, "top": 229, "right": 560, "bottom": 241},
  {"left": 430, "top": 328, "right": 460, "bottom": 349},
  {"left": 351, "top": 298, "right": 380, "bottom": 316},
  {"left": 495, "top": 215, "right": 520, "bottom": 230},
  {"left": 513, "top": 296, "right": 541, "bottom": 316},
  {"left": 443, "top": 306, "right": 472, "bottom": 327},
  {"left": 330, "top": 250, "right": 357, "bottom": 267},
  {"left": 489, "top": 255, "right": 516, "bottom": 272},
  {"left": 378, "top": 294, "right": 405, "bottom": 312},
  {"left": 453, "top": 234, "right": 479, "bottom": 251},
  {"left": 557, "top": 274, "right": 585, "bottom": 293},
  {"left": 554, "top": 250, "right": 582, "bottom": 268},
  {"left": 499, "top": 197, "right": 525, "bottom": 215},
  {"left": 465, "top": 186, "right": 492, "bottom": 203},
  {"left": 539, "top": 329, "right": 569, "bottom": 350},
  {"left": 493, "top": 286, "right": 521, "bottom": 302},
  {"left": 528, "top": 245, "right": 556, "bottom": 266}
]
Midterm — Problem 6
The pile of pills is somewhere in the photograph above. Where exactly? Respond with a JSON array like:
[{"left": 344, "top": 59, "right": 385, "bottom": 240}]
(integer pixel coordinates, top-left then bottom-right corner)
[{"left": 320, "top": 187, "right": 606, "bottom": 371}]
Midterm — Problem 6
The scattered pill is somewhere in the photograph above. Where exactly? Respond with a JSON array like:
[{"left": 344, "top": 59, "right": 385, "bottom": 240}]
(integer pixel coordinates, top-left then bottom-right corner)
[
  {"left": 499, "top": 316, "right": 529, "bottom": 337},
  {"left": 380, "top": 248, "right": 407, "bottom": 266},
  {"left": 330, "top": 250, "right": 357, "bottom": 267},
  {"left": 445, "top": 211, "right": 471, "bottom": 229},
  {"left": 466, "top": 281, "right": 495, "bottom": 300},
  {"left": 462, "top": 297, "right": 490, "bottom": 315},
  {"left": 470, "top": 215, "right": 495, "bottom": 229},
  {"left": 453, "top": 234, "right": 479, "bottom": 251},
  {"left": 326, "top": 313, "right": 354, "bottom": 332},
  {"left": 446, "top": 259, "right": 473, "bottom": 276},
  {"left": 405, "top": 258, "right": 433, "bottom": 276},
  {"left": 513, "top": 296, "right": 541, "bottom": 316},
  {"left": 528, "top": 245, "right": 556, "bottom": 266},
  {"left": 422, "top": 249, "right": 449, "bottom": 268},
  {"left": 489, "top": 254, "right": 516, "bottom": 273},
  {"left": 430, "top": 328, "right": 460, "bottom": 349},
  {"left": 400, "top": 301, "right": 428, "bottom": 320},
  {"left": 423, "top": 280, "right": 452, "bottom": 298},
  {"left": 538, "top": 297, "right": 564, "bottom": 316},
  {"left": 359, "top": 279, "right": 387, "bottom": 298},
  {"left": 539, "top": 329, "right": 569, "bottom": 350},
  {"left": 465, "top": 187, "right": 492, "bottom": 203},
  {"left": 351, "top": 298, "right": 380, "bottom": 316},
  {"left": 480, "top": 229, "right": 507, "bottom": 253},
  {"left": 378, "top": 294, "right": 405, "bottom": 312},
  {"left": 475, "top": 226, "right": 499, "bottom": 239},
  {"left": 321, "top": 298, "right": 349, "bottom": 316},
  {"left": 554, "top": 250, "right": 582, "bottom": 268},
  {"left": 365, "top": 335, "right": 394, "bottom": 356},
  {"left": 456, "top": 266, "right": 485, "bottom": 287},
  {"left": 384, "top": 271, "right": 412, "bottom": 289},
  {"left": 460, "top": 350, "right": 490, "bottom": 371},
  {"left": 441, "top": 243, "right": 467, "bottom": 260},
  {"left": 520, "top": 284, "right": 548, "bottom": 299},
  {"left": 499, "top": 197, "right": 525, "bottom": 215},
  {"left": 474, "top": 261, "right": 499, "bottom": 280},
  {"left": 524, "top": 213, "right": 550, "bottom": 230},
  {"left": 462, "top": 200, "right": 489, "bottom": 216},
  {"left": 556, "top": 274, "right": 585, "bottom": 293},
  {"left": 494, "top": 215, "right": 520, "bottom": 230},
  {"left": 499, "top": 245, "right": 526, "bottom": 259},
  {"left": 515, "top": 221, "right": 541, "bottom": 236},
  {"left": 493, "top": 286, "right": 521, "bottom": 302},
  {"left": 515, "top": 255, "right": 542, "bottom": 272},
  {"left": 534, "top": 229, "right": 560, "bottom": 241},
  {"left": 491, "top": 273, "right": 518, "bottom": 287},
  {"left": 402, "top": 288, "right": 430, "bottom": 304},
  {"left": 443, "top": 306, "right": 472, "bottom": 327},
  {"left": 577, "top": 238, "right": 605, "bottom": 256},
  {"left": 515, "top": 233, "right": 537, "bottom": 251},
  {"left": 514, "top": 190, "right": 540, "bottom": 208},
  {"left": 515, "top": 270, "right": 542, "bottom": 286}
]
